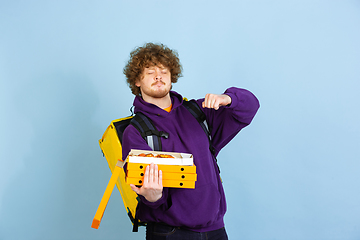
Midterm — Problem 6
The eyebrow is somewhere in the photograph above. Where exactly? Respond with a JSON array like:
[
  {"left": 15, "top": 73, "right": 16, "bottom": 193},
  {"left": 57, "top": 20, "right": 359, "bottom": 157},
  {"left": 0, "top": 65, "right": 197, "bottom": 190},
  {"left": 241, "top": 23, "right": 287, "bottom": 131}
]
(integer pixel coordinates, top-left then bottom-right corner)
[{"left": 145, "top": 65, "right": 167, "bottom": 70}]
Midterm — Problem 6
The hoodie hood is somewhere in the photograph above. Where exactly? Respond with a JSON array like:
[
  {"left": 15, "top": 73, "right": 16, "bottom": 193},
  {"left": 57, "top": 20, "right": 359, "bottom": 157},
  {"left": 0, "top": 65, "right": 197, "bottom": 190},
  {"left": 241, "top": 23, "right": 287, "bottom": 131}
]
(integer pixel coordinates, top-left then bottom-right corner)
[{"left": 133, "top": 91, "right": 184, "bottom": 117}]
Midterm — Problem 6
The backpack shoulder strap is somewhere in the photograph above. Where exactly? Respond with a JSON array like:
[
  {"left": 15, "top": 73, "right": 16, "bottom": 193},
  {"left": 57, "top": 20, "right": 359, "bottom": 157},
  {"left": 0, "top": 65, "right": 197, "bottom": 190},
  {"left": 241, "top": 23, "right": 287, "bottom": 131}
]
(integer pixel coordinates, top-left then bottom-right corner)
[
  {"left": 130, "top": 112, "right": 169, "bottom": 151},
  {"left": 182, "top": 99, "right": 220, "bottom": 173},
  {"left": 126, "top": 112, "right": 169, "bottom": 232},
  {"left": 182, "top": 100, "right": 213, "bottom": 153}
]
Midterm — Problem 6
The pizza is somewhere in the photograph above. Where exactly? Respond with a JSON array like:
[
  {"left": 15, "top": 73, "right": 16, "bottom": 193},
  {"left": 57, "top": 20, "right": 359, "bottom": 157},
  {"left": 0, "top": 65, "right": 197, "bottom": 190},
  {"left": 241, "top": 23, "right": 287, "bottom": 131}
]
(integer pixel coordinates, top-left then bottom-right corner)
[{"left": 137, "top": 153, "right": 174, "bottom": 158}]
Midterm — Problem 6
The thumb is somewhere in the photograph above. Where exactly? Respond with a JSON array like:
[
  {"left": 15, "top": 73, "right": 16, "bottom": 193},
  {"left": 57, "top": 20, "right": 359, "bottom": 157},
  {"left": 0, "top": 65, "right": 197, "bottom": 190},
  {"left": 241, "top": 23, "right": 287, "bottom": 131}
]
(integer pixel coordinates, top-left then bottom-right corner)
[{"left": 130, "top": 184, "right": 140, "bottom": 194}]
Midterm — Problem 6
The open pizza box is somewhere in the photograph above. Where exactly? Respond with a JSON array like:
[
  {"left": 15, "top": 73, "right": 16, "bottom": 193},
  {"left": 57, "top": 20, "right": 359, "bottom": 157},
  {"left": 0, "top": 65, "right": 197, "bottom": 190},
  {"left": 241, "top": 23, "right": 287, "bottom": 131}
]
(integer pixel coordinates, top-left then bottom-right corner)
[{"left": 125, "top": 149, "right": 194, "bottom": 166}]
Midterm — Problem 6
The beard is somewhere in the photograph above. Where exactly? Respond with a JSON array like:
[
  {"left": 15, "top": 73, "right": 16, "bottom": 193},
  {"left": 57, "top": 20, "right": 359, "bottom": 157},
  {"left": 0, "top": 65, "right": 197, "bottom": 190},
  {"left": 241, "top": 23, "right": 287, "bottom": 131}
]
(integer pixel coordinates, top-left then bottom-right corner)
[{"left": 141, "top": 81, "right": 172, "bottom": 99}]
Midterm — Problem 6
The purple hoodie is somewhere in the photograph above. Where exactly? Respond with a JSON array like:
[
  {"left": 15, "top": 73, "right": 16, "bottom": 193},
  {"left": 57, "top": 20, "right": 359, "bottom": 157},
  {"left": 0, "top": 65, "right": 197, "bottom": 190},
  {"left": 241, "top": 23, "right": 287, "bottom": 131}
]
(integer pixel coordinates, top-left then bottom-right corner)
[{"left": 122, "top": 87, "right": 259, "bottom": 232}]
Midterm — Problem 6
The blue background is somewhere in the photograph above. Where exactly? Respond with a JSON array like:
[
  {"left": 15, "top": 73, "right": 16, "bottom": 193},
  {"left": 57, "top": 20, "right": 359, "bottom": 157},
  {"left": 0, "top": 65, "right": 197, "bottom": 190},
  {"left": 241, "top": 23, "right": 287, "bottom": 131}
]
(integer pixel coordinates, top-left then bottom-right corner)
[{"left": 1, "top": 1, "right": 359, "bottom": 239}]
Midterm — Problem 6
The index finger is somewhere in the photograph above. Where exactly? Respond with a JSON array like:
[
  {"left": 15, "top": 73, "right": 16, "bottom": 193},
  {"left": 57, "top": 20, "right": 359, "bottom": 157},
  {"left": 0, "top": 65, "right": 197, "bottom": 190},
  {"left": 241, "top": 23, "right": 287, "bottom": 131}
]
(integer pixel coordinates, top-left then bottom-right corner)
[{"left": 142, "top": 164, "right": 150, "bottom": 185}]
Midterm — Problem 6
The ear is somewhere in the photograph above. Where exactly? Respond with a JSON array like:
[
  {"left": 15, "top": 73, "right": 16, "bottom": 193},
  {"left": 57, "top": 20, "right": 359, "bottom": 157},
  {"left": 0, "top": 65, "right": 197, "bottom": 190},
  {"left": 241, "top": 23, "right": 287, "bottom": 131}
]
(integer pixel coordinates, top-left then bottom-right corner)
[
  {"left": 135, "top": 78, "right": 141, "bottom": 87},
  {"left": 135, "top": 75, "right": 143, "bottom": 87}
]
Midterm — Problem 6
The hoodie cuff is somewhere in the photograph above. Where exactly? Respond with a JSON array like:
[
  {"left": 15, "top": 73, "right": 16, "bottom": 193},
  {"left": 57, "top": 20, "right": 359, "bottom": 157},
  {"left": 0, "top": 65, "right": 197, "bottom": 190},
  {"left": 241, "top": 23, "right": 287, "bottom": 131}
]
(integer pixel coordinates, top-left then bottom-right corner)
[
  {"left": 138, "top": 189, "right": 167, "bottom": 209},
  {"left": 223, "top": 91, "right": 236, "bottom": 108}
]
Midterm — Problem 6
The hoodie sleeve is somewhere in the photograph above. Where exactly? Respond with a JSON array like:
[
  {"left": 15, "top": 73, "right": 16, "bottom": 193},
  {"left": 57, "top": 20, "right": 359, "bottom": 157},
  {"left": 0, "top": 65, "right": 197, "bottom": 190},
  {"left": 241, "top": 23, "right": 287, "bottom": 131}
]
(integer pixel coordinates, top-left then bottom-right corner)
[
  {"left": 122, "top": 125, "right": 169, "bottom": 209},
  {"left": 196, "top": 87, "right": 260, "bottom": 156}
]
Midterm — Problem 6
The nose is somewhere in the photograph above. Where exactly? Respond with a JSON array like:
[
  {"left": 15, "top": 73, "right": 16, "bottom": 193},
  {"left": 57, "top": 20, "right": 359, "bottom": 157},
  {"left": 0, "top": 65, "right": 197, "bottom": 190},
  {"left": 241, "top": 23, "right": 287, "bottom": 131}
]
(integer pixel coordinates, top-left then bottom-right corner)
[{"left": 154, "top": 69, "right": 162, "bottom": 80}]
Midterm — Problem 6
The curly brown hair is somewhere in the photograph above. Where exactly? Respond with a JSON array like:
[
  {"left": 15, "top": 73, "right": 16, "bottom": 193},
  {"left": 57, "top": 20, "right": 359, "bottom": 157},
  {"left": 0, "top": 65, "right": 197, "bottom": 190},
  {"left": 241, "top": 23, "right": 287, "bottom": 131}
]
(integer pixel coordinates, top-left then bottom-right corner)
[{"left": 123, "top": 43, "right": 183, "bottom": 95}]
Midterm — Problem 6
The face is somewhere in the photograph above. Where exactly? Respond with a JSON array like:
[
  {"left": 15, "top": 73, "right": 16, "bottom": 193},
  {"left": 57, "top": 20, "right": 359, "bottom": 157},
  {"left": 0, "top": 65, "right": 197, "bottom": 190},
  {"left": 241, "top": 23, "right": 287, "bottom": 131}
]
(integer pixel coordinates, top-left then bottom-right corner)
[{"left": 136, "top": 64, "right": 172, "bottom": 100}]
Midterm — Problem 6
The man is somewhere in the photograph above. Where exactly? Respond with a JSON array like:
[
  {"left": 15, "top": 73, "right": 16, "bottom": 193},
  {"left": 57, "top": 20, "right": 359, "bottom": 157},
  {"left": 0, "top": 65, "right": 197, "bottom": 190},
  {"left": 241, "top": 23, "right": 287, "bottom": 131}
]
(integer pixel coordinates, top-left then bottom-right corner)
[{"left": 122, "top": 43, "right": 259, "bottom": 240}]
